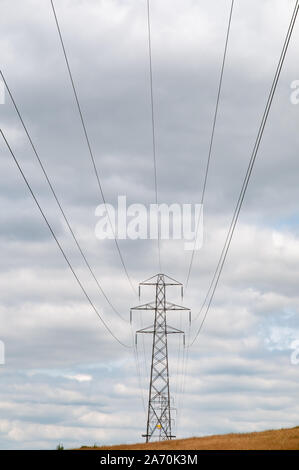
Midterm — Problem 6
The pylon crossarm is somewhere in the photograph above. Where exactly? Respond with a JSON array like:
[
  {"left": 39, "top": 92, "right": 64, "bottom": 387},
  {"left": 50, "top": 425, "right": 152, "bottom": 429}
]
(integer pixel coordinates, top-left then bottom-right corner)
[
  {"left": 131, "top": 302, "right": 156, "bottom": 311},
  {"left": 140, "top": 273, "right": 182, "bottom": 286},
  {"left": 164, "top": 303, "right": 191, "bottom": 324},
  {"left": 136, "top": 325, "right": 155, "bottom": 334},
  {"left": 165, "top": 301, "right": 190, "bottom": 311},
  {"left": 165, "top": 325, "right": 184, "bottom": 335},
  {"left": 130, "top": 302, "right": 155, "bottom": 323},
  {"left": 135, "top": 325, "right": 155, "bottom": 345}
]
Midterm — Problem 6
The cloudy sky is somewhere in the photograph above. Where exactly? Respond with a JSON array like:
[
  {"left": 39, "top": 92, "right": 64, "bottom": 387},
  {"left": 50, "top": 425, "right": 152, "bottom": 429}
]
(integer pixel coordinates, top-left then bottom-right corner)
[{"left": 1, "top": 0, "right": 299, "bottom": 450}]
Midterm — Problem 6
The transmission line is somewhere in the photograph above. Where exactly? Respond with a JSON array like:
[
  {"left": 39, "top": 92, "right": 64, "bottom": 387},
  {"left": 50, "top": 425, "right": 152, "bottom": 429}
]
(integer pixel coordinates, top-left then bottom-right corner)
[
  {"left": 147, "top": 0, "right": 161, "bottom": 272},
  {"left": 0, "top": 70, "right": 127, "bottom": 323},
  {"left": 189, "top": 0, "right": 299, "bottom": 347},
  {"left": 50, "top": 0, "right": 154, "bottom": 411},
  {"left": 185, "top": 0, "right": 235, "bottom": 288},
  {"left": 0, "top": 129, "right": 131, "bottom": 349},
  {"left": 50, "top": 0, "right": 136, "bottom": 295}
]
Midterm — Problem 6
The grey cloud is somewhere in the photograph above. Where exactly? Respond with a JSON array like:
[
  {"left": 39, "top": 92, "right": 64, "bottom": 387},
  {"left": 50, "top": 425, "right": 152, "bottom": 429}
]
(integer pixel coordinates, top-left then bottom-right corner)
[{"left": 1, "top": 0, "right": 299, "bottom": 450}]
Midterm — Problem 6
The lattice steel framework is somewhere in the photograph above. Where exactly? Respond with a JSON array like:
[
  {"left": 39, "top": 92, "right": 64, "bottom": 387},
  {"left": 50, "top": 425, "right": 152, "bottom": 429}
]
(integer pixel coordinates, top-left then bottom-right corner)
[{"left": 131, "top": 274, "right": 190, "bottom": 442}]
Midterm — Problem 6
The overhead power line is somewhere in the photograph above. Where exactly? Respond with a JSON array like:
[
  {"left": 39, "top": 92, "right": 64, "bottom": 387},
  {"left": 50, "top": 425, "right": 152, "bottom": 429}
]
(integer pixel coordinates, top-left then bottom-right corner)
[
  {"left": 0, "top": 129, "right": 131, "bottom": 349},
  {"left": 185, "top": 0, "right": 235, "bottom": 288},
  {"left": 50, "top": 0, "right": 136, "bottom": 295},
  {"left": 189, "top": 0, "right": 299, "bottom": 347},
  {"left": 0, "top": 70, "right": 127, "bottom": 324},
  {"left": 147, "top": 0, "right": 161, "bottom": 272}
]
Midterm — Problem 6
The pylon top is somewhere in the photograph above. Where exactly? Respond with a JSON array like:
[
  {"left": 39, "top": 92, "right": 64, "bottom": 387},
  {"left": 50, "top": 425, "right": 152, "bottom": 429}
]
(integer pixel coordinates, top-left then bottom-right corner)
[{"left": 140, "top": 273, "right": 183, "bottom": 286}]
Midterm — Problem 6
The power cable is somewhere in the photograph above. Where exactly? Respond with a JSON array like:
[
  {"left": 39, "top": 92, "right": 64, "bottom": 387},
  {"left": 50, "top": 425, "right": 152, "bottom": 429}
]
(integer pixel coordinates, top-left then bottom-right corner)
[
  {"left": 1, "top": 129, "right": 131, "bottom": 349},
  {"left": 50, "top": 0, "right": 136, "bottom": 295},
  {"left": 189, "top": 0, "right": 299, "bottom": 347},
  {"left": 147, "top": 0, "right": 161, "bottom": 272},
  {"left": 0, "top": 70, "right": 127, "bottom": 323},
  {"left": 185, "top": 0, "right": 235, "bottom": 288}
]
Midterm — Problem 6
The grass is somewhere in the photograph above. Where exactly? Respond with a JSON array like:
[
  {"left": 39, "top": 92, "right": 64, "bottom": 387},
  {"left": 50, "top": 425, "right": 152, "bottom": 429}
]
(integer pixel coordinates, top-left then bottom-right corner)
[{"left": 77, "top": 426, "right": 299, "bottom": 450}]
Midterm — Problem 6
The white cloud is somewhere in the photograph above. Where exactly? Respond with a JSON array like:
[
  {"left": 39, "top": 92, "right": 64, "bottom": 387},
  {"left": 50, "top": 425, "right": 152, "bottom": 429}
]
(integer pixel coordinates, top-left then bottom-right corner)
[{"left": 64, "top": 374, "right": 92, "bottom": 383}]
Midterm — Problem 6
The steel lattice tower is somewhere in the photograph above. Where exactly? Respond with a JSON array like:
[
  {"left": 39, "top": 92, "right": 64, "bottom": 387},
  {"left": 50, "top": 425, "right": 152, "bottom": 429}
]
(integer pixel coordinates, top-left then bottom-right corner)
[{"left": 131, "top": 274, "right": 190, "bottom": 442}]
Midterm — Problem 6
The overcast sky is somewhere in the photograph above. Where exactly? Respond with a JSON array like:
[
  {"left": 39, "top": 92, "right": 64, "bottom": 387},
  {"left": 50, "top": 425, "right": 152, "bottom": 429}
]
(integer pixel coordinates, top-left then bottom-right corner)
[{"left": 1, "top": 0, "right": 299, "bottom": 449}]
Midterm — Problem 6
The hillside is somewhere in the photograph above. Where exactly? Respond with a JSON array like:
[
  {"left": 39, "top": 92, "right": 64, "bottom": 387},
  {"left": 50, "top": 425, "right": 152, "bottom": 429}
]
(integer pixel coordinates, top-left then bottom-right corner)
[{"left": 79, "top": 426, "right": 299, "bottom": 450}]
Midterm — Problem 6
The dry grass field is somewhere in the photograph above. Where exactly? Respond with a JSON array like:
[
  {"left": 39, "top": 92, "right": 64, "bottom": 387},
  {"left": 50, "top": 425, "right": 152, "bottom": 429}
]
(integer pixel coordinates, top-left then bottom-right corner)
[{"left": 78, "top": 426, "right": 299, "bottom": 450}]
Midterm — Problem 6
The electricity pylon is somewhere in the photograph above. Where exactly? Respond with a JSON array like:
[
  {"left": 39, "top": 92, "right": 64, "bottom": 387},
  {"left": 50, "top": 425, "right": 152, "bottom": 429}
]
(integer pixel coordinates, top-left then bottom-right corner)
[{"left": 131, "top": 274, "right": 191, "bottom": 442}]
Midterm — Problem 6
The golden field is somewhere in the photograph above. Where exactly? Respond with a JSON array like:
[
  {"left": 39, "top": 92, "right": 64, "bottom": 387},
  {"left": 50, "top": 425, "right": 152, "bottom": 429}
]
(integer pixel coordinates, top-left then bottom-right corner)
[{"left": 78, "top": 426, "right": 299, "bottom": 450}]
